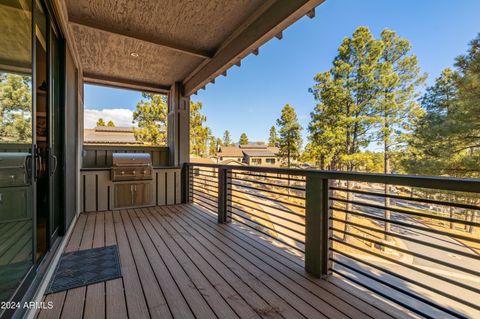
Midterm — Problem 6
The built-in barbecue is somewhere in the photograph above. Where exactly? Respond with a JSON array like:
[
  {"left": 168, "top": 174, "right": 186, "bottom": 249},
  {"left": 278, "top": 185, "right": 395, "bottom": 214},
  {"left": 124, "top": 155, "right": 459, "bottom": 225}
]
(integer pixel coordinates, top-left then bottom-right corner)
[
  {"left": 110, "top": 153, "right": 154, "bottom": 209},
  {"left": 0, "top": 153, "right": 32, "bottom": 222},
  {"left": 111, "top": 153, "right": 153, "bottom": 182}
]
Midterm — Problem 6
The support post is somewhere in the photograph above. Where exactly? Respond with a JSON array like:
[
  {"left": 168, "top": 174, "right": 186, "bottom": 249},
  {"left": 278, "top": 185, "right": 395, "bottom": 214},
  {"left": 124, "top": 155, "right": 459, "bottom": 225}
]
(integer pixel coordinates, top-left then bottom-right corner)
[
  {"left": 305, "top": 175, "right": 331, "bottom": 277},
  {"left": 167, "top": 82, "right": 190, "bottom": 167},
  {"left": 181, "top": 163, "right": 190, "bottom": 203},
  {"left": 218, "top": 168, "right": 229, "bottom": 223}
]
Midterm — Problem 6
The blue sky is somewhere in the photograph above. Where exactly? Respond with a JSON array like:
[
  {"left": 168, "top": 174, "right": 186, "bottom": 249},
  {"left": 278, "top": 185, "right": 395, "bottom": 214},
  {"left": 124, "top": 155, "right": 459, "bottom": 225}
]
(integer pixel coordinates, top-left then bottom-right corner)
[{"left": 84, "top": 0, "right": 480, "bottom": 143}]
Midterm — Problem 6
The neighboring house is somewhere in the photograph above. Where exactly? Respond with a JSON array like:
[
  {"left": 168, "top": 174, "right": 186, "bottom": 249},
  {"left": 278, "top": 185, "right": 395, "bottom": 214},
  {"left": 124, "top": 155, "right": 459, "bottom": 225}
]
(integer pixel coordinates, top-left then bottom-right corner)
[
  {"left": 189, "top": 155, "right": 217, "bottom": 164},
  {"left": 217, "top": 146, "right": 244, "bottom": 162},
  {"left": 216, "top": 144, "right": 279, "bottom": 166},
  {"left": 84, "top": 126, "right": 142, "bottom": 144},
  {"left": 218, "top": 158, "right": 246, "bottom": 166}
]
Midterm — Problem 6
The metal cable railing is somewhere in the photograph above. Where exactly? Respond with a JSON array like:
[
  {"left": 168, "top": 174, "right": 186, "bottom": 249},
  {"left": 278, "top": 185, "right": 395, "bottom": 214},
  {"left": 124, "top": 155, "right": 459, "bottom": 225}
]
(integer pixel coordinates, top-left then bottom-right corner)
[
  {"left": 228, "top": 169, "right": 306, "bottom": 253},
  {"left": 185, "top": 163, "right": 480, "bottom": 319}
]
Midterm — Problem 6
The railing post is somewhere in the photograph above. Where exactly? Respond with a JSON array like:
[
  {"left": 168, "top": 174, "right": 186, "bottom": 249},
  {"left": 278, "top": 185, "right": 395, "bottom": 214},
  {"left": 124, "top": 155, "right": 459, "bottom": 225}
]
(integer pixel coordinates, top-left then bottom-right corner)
[
  {"left": 305, "top": 175, "right": 331, "bottom": 278},
  {"left": 181, "top": 163, "right": 190, "bottom": 203},
  {"left": 218, "top": 167, "right": 229, "bottom": 223}
]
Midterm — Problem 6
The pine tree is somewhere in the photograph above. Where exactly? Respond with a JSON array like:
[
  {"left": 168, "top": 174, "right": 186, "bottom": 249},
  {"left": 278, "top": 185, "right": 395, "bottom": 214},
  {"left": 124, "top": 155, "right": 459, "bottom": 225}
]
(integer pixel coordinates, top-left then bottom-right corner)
[
  {"left": 268, "top": 126, "right": 278, "bottom": 147},
  {"left": 0, "top": 73, "right": 32, "bottom": 143},
  {"left": 223, "top": 130, "right": 232, "bottom": 146},
  {"left": 208, "top": 135, "right": 220, "bottom": 157},
  {"left": 239, "top": 133, "right": 248, "bottom": 145},
  {"left": 406, "top": 34, "right": 480, "bottom": 178},
  {"left": 190, "top": 101, "right": 210, "bottom": 157},
  {"left": 404, "top": 69, "right": 458, "bottom": 175},
  {"left": 276, "top": 104, "right": 302, "bottom": 167},
  {"left": 132, "top": 93, "right": 167, "bottom": 145},
  {"left": 373, "top": 29, "right": 426, "bottom": 240},
  {"left": 96, "top": 118, "right": 106, "bottom": 127},
  {"left": 309, "top": 26, "right": 382, "bottom": 170},
  {"left": 374, "top": 29, "right": 426, "bottom": 176}
]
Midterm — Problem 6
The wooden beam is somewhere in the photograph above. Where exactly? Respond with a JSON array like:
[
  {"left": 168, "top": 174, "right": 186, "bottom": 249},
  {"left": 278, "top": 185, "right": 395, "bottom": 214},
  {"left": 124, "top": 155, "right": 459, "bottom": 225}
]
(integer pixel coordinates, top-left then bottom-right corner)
[
  {"left": 307, "top": 8, "right": 316, "bottom": 18},
  {"left": 183, "top": 0, "right": 325, "bottom": 96},
  {"left": 83, "top": 73, "right": 170, "bottom": 94},
  {"left": 69, "top": 20, "right": 213, "bottom": 59}
]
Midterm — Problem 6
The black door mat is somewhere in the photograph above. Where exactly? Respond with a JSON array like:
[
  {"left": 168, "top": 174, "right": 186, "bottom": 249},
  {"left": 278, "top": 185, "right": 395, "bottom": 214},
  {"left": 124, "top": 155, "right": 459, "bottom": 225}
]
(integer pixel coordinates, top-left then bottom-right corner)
[{"left": 46, "top": 245, "right": 122, "bottom": 294}]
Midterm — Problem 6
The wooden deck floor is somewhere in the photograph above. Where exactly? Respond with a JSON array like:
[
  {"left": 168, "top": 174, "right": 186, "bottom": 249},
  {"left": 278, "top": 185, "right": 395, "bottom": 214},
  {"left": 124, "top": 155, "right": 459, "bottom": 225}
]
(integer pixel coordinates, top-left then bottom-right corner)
[{"left": 36, "top": 204, "right": 413, "bottom": 319}]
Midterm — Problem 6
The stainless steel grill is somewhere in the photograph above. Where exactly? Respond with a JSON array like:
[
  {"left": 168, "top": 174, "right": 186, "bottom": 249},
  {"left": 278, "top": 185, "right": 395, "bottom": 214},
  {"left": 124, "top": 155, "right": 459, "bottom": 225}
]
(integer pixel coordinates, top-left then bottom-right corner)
[
  {"left": 111, "top": 153, "right": 152, "bottom": 182},
  {"left": 0, "top": 152, "right": 31, "bottom": 187}
]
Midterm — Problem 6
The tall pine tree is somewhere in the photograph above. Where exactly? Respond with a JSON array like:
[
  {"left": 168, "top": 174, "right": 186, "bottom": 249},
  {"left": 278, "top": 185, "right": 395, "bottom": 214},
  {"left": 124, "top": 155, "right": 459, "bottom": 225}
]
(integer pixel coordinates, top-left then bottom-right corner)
[
  {"left": 268, "top": 126, "right": 278, "bottom": 147},
  {"left": 223, "top": 130, "right": 232, "bottom": 146},
  {"left": 276, "top": 104, "right": 302, "bottom": 167},
  {"left": 309, "top": 26, "right": 382, "bottom": 170},
  {"left": 239, "top": 133, "right": 249, "bottom": 145}
]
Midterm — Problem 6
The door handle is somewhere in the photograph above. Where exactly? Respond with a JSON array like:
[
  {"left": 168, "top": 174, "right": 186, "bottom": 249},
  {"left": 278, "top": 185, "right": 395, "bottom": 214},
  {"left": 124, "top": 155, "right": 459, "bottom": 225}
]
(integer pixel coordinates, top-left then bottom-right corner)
[
  {"left": 49, "top": 154, "right": 58, "bottom": 176},
  {"left": 33, "top": 145, "right": 42, "bottom": 182}
]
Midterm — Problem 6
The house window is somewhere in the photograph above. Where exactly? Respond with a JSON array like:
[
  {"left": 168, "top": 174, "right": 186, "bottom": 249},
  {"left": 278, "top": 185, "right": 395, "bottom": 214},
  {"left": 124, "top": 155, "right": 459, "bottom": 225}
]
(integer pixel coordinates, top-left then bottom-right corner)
[
  {"left": 252, "top": 158, "right": 262, "bottom": 165},
  {"left": 266, "top": 159, "right": 275, "bottom": 164}
]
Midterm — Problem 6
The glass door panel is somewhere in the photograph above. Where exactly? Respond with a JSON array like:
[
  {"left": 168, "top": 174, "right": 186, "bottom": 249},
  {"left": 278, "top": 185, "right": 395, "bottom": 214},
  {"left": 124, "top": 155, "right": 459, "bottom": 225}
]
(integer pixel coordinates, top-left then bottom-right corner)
[{"left": 0, "top": 0, "right": 34, "bottom": 304}]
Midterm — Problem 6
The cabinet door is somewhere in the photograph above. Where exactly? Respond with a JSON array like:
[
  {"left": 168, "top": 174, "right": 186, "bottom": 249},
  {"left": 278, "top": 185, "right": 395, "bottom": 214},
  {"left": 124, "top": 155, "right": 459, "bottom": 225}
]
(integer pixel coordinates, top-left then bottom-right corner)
[
  {"left": 133, "top": 183, "right": 151, "bottom": 206},
  {"left": 114, "top": 184, "right": 133, "bottom": 208},
  {"left": 0, "top": 187, "right": 31, "bottom": 221}
]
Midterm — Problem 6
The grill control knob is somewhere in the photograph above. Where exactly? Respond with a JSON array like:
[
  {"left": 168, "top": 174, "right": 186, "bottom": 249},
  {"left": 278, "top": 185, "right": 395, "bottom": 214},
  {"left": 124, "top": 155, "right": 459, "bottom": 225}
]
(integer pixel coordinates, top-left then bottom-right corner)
[{"left": 120, "top": 171, "right": 125, "bottom": 175}]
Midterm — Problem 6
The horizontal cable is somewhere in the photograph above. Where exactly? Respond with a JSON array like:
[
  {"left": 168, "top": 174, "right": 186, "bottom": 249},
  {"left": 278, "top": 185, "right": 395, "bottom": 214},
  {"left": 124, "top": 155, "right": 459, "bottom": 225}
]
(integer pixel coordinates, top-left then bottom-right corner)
[
  {"left": 191, "top": 179, "right": 217, "bottom": 188},
  {"left": 331, "top": 226, "right": 480, "bottom": 277},
  {"left": 192, "top": 191, "right": 218, "bottom": 205},
  {"left": 232, "top": 170, "right": 306, "bottom": 182},
  {"left": 231, "top": 188, "right": 305, "bottom": 210},
  {"left": 331, "top": 196, "right": 480, "bottom": 227},
  {"left": 230, "top": 199, "right": 305, "bottom": 228},
  {"left": 186, "top": 162, "right": 480, "bottom": 193},
  {"left": 190, "top": 172, "right": 218, "bottom": 182},
  {"left": 331, "top": 248, "right": 480, "bottom": 311},
  {"left": 231, "top": 182, "right": 306, "bottom": 200},
  {"left": 230, "top": 204, "right": 305, "bottom": 236},
  {"left": 230, "top": 193, "right": 305, "bottom": 218},
  {"left": 230, "top": 209, "right": 305, "bottom": 244},
  {"left": 331, "top": 237, "right": 480, "bottom": 295},
  {"left": 191, "top": 184, "right": 218, "bottom": 197},
  {"left": 331, "top": 206, "right": 480, "bottom": 244},
  {"left": 331, "top": 258, "right": 467, "bottom": 319},
  {"left": 331, "top": 216, "right": 480, "bottom": 260},
  {"left": 191, "top": 168, "right": 218, "bottom": 177},
  {"left": 330, "top": 186, "right": 480, "bottom": 211},
  {"left": 231, "top": 176, "right": 306, "bottom": 191},
  {"left": 192, "top": 180, "right": 218, "bottom": 192},
  {"left": 230, "top": 215, "right": 305, "bottom": 253}
]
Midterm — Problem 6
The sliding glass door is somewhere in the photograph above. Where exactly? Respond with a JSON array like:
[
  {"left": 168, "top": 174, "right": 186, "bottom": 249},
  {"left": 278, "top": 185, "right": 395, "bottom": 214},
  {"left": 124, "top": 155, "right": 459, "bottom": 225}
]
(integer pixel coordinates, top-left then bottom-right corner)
[
  {"left": 0, "top": 0, "right": 34, "bottom": 304},
  {"left": 0, "top": 1, "right": 64, "bottom": 311}
]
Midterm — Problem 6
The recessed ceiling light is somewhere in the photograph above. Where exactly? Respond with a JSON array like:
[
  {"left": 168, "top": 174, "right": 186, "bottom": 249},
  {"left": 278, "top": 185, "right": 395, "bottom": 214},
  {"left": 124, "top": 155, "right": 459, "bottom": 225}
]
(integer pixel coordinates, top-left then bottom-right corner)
[{"left": 130, "top": 52, "right": 139, "bottom": 57}]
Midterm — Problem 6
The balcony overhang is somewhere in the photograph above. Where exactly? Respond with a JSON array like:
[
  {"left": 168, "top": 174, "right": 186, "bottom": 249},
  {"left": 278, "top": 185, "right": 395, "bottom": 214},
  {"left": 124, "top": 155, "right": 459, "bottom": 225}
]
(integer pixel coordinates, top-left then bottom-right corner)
[{"left": 63, "top": 0, "right": 325, "bottom": 95}]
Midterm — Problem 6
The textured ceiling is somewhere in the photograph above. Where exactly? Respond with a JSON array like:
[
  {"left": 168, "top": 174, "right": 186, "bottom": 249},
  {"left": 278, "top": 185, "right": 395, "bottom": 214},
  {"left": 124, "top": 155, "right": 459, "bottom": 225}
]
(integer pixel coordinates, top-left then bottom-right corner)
[
  {"left": 66, "top": 0, "right": 266, "bottom": 90},
  {"left": 67, "top": 0, "right": 264, "bottom": 52},
  {"left": 71, "top": 23, "right": 203, "bottom": 87},
  {"left": 0, "top": 3, "right": 31, "bottom": 73}
]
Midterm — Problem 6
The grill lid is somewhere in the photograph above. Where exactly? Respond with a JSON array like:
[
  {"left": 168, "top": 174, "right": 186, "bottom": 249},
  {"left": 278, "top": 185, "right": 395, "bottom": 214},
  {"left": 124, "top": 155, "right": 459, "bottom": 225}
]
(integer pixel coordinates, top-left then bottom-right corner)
[
  {"left": 112, "top": 153, "right": 152, "bottom": 167},
  {"left": 0, "top": 152, "right": 30, "bottom": 169},
  {"left": 0, "top": 152, "right": 31, "bottom": 187}
]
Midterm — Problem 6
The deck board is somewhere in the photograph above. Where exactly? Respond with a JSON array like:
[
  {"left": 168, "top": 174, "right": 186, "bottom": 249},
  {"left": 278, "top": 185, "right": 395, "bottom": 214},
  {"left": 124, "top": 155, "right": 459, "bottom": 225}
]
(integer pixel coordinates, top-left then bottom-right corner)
[{"left": 36, "top": 204, "right": 414, "bottom": 319}]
